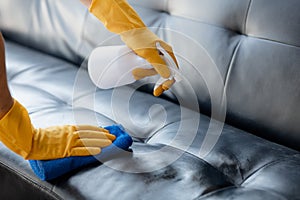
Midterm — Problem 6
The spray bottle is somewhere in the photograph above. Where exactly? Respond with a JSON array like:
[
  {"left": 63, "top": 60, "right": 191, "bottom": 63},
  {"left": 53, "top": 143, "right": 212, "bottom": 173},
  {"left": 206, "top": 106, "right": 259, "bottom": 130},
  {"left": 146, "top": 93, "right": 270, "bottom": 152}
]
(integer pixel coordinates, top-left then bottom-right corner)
[{"left": 88, "top": 42, "right": 181, "bottom": 90}]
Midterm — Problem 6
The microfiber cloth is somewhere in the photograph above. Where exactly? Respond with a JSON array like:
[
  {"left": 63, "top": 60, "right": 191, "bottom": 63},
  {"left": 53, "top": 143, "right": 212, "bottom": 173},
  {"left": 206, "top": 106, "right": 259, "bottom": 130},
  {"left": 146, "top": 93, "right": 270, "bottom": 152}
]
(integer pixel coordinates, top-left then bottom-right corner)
[{"left": 29, "top": 124, "right": 133, "bottom": 181}]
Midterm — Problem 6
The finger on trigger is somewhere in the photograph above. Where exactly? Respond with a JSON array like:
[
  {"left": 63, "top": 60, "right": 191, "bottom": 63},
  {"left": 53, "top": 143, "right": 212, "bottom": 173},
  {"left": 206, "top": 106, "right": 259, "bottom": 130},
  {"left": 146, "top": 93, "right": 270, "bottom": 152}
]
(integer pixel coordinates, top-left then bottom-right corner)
[
  {"left": 148, "top": 52, "right": 171, "bottom": 78},
  {"left": 159, "top": 42, "right": 179, "bottom": 68},
  {"left": 132, "top": 68, "right": 157, "bottom": 80},
  {"left": 153, "top": 85, "right": 164, "bottom": 97},
  {"left": 162, "top": 79, "right": 175, "bottom": 90}
]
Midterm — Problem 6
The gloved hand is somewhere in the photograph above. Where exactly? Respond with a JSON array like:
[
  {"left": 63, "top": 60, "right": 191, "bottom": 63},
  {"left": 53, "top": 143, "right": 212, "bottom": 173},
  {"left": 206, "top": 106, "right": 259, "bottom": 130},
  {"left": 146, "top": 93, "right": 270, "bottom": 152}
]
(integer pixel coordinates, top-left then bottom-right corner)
[
  {"left": 88, "top": 0, "right": 179, "bottom": 96},
  {"left": 0, "top": 100, "right": 116, "bottom": 160}
]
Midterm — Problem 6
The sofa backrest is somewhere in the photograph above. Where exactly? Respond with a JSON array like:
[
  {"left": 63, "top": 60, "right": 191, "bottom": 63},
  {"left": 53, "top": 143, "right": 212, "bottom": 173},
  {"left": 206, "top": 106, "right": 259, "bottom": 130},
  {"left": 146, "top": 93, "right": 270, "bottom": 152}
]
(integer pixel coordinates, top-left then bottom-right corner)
[{"left": 1, "top": 0, "right": 299, "bottom": 150}]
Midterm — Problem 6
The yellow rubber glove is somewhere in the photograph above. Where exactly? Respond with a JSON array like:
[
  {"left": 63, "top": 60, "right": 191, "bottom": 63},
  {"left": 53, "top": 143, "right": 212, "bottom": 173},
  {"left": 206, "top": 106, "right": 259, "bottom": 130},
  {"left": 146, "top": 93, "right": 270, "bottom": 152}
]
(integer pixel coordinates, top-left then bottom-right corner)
[
  {"left": 89, "top": 0, "right": 179, "bottom": 96},
  {"left": 0, "top": 100, "right": 116, "bottom": 160}
]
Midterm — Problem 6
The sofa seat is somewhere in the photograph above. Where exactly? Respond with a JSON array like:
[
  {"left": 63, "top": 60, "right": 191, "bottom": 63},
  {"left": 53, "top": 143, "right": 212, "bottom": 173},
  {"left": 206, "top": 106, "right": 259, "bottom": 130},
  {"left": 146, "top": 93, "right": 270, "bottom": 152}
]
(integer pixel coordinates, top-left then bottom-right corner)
[{"left": 1, "top": 40, "right": 299, "bottom": 200}]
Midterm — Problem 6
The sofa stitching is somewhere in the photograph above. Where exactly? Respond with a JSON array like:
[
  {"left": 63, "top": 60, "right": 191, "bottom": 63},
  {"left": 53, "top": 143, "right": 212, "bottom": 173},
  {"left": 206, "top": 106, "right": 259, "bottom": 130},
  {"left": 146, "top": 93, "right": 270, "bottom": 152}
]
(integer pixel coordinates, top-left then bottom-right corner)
[
  {"left": 134, "top": 3, "right": 300, "bottom": 48},
  {"left": 145, "top": 119, "right": 245, "bottom": 184},
  {"left": 215, "top": 148, "right": 245, "bottom": 183},
  {"left": 144, "top": 120, "right": 180, "bottom": 143},
  {"left": 240, "top": 158, "right": 285, "bottom": 185},
  {"left": 195, "top": 185, "right": 237, "bottom": 199},
  {"left": 145, "top": 141, "right": 241, "bottom": 188},
  {"left": 243, "top": 0, "right": 253, "bottom": 35},
  {"left": 144, "top": 114, "right": 200, "bottom": 143},
  {"left": 223, "top": 37, "right": 244, "bottom": 98},
  {"left": 154, "top": 144, "right": 236, "bottom": 185},
  {"left": 132, "top": 3, "right": 239, "bottom": 34},
  {"left": 247, "top": 35, "right": 300, "bottom": 48}
]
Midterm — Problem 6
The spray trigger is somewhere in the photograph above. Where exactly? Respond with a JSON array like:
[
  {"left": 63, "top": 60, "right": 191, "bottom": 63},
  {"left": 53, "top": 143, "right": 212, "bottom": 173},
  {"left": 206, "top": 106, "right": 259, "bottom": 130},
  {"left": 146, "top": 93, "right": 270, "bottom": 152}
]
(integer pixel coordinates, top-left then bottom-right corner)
[{"left": 154, "top": 42, "right": 182, "bottom": 91}]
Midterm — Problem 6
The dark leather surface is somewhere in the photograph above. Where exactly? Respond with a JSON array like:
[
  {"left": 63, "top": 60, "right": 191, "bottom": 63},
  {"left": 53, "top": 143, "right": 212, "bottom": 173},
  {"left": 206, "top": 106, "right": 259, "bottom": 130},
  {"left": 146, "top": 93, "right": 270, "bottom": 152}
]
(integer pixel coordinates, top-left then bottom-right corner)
[
  {"left": 3, "top": 0, "right": 299, "bottom": 149},
  {"left": 0, "top": 41, "right": 299, "bottom": 199},
  {"left": 0, "top": 0, "right": 300, "bottom": 199}
]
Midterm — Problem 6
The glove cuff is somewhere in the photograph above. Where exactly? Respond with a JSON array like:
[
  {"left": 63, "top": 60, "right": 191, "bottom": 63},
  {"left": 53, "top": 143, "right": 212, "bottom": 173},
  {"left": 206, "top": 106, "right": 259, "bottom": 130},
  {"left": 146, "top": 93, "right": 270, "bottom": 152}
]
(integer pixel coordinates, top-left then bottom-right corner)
[
  {"left": 0, "top": 99, "right": 34, "bottom": 158},
  {"left": 89, "top": 0, "right": 146, "bottom": 34}
]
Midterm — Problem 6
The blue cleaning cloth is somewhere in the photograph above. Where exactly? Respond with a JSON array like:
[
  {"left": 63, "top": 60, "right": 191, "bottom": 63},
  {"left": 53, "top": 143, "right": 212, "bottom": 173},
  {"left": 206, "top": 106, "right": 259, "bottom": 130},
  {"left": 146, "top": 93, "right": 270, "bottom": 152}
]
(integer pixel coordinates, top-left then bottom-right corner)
[{"left": 29, "top": 124, "right": 133, "bottom": 181}]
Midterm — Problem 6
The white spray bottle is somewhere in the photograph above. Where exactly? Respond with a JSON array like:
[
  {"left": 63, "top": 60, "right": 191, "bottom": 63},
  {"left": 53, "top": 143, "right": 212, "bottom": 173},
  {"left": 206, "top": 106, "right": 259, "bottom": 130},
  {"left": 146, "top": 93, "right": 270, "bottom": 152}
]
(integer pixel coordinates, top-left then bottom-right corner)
[{"left": 88, "top": 42, "right": 181, "bottom": 90}]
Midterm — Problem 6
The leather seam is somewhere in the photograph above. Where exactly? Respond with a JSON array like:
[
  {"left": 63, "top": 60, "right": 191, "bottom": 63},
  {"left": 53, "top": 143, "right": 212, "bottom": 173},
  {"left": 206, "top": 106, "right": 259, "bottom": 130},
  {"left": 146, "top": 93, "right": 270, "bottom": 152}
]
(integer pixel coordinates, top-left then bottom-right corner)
[
  {"left": 223, "top": 37, "right": 244, "bottom": 98},
  {"left": 243, "top": 0, "right": 253, "bottom": 34},
  {"left": 144, "top": 120, "right": 180, "bottom": 143},
  {"left": 240, "top": 158, "right": 284, "bottom": 185},
  {"left": 0, "top": 161, "right": 62, "bottom": 200},
  {"left": 131, "top": 4, "right": 242, "bottom": 34},
  {"left": 154, "top": 143, "right": 236, "bottom": 179},
  {"left": 196, "top": 185, "right": 237, "bottom": 199},
  {"left": 247, "top": 35, "right": 300, "bottom": 48},
  {"left": 145, "top": 142, "right": 237, "bottom": 186}
]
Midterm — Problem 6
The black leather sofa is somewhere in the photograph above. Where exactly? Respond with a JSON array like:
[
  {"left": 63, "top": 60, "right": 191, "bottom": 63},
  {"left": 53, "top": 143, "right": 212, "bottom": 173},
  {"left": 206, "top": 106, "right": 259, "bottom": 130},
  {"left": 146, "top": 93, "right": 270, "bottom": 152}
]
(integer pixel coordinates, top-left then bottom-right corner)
[{"left": 0, "top": 0, "right": 300, "bottom": 199}]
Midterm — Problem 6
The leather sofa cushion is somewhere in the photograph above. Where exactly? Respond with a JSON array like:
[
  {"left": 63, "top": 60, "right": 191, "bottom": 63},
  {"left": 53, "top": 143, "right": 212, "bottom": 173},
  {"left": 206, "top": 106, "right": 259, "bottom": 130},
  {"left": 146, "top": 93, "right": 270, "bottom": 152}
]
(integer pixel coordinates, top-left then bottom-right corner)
[
  {"left": 1, "top": 0, "right": 300, "bottom": 153},
  {"left": 1, "top": 40, "right": 300, "bottom": 199}
]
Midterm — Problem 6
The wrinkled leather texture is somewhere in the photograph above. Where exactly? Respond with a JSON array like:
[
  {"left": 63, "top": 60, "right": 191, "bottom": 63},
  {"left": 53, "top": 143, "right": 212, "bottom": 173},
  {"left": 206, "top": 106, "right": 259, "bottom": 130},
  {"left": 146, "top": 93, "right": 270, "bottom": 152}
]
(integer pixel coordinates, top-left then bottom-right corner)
[{"left": 0, "top": 0, "right": 300, "bottom": 199}]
